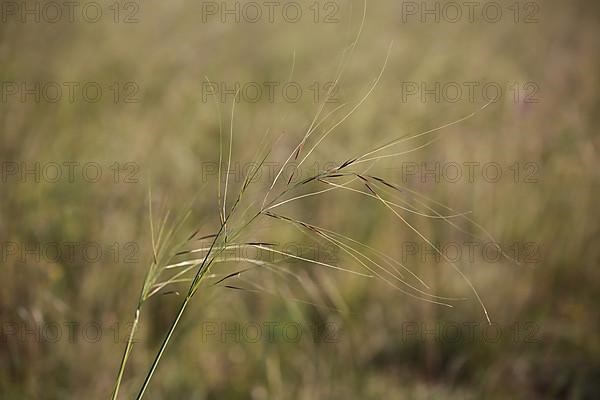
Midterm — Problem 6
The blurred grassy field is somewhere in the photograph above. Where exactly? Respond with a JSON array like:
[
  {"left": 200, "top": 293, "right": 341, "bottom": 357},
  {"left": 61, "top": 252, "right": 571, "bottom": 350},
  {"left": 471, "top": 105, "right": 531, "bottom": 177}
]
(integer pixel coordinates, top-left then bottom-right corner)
[{"left": 1, "top": 0, "right": 599, "bottom": 398}]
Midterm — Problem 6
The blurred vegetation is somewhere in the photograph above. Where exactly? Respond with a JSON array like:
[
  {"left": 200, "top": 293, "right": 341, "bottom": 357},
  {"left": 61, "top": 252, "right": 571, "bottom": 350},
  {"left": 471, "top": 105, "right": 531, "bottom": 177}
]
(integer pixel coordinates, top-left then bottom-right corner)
[{"left": 1, "top": 0, "right": 599, "bottom": 398}]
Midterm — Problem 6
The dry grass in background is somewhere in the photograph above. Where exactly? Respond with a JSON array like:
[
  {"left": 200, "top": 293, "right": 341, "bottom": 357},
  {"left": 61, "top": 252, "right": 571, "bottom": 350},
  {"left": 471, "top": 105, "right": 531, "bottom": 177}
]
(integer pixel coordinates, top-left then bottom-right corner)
[{"left": 1, "top": 0, "right": 599, "bottom": 398}]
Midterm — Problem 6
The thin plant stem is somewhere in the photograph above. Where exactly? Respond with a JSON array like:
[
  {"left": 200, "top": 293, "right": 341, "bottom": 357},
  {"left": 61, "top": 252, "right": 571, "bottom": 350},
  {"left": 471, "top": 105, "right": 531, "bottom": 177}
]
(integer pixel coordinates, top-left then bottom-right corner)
[
  {"left": 135, "top": 296, "right": 189, "bottom": 400},
  {"left": 111, "top": 309, "right": 140, "bottom": 400}
]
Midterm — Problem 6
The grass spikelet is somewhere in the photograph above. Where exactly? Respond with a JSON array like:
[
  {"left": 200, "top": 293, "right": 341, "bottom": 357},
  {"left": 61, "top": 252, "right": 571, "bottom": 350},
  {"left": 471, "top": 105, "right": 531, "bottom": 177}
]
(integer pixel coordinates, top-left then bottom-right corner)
[{"left": 112, "top": 5, "right": 497, "bottom": 396}]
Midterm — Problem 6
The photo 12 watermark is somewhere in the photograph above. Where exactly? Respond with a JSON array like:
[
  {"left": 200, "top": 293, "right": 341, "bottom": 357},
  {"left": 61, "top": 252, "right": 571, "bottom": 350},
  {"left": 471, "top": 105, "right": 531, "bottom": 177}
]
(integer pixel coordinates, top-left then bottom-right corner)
[
  {"left": 200, "top": 1, "right": 341, "bottom": 24},
  {"left": 0, "top": 81, "right": 139, "bottom": 103},
  {"left": 399, "top": 1, "right": 541, "bottom": 24},
  {"left": 1, "top": 162, "right": 140, "bottom": 184},
  {"left": 387, "top": 162, "right": 540, "bottom": 184},
  {"left": 201, "top": 81, "right": 340, "bottom": 104},
  {"left": 397, "top": 241, "right": 540, "bottom": 264},
  {"left": 399, "top": 81, "right": 540, "bottom": 104},
  {"left": 1, "top": 1, "right": 140, "bottom": 24},
  {"left": 198, "top": 321, "right": 340, "bottom": 344},
  {"left": 176, "top": 240, "right": 340, "bottom": 265},
  {"left": 200, "top": 160, "right": 339, "bottom": 184},
  {"left": 400, "top": 321, "right": 540, "bottom": 343},
  {"left": 1, "top": 321, "right": 140, "bottom": 344},
  {"left": 1, "top": 241, "right": 139, "bottom": 264}
]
